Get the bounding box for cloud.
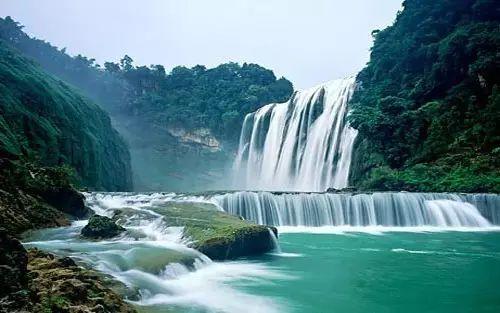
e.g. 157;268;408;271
1;0;402;88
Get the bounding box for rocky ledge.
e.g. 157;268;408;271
0;229;136;313
152;202;278;260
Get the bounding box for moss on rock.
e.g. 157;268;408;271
28;248;136;313
81;215;126;239
0;230;137;313
152;202;278;260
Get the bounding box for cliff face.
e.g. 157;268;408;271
348;0;500;192
110;115;231;191
0;41;132;191
0;17;294;191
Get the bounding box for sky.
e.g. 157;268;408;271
1;0;402;89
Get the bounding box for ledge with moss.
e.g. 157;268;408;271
0;228;137;313
151;202;278;260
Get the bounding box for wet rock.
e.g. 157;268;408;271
0;228;28;298
0;228;32;312
195;225;277;260
27;248;137;313
37;186;90;218
0;189;69;236
152;202;279;260
81;215;126;239
326;186;358;193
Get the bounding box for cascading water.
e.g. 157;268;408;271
213;191;500;228
233;77;358;192
23;193;290;313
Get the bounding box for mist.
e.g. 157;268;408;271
1;0;402;89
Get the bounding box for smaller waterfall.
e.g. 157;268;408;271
213;191;500;228
233;77;358;192
267;228;282;253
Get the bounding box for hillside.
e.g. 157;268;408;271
0;16;293;191
349;0;500;192
0;40;132;191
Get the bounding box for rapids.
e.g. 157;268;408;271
22;191;500;313
23;193;291;313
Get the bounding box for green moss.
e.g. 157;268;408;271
81;215;126;239
41;295;70;312
152;202;276;260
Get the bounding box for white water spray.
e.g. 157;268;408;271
213;191;499;228
233;77;358;192
24;193;290;313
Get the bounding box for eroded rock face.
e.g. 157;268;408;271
168;127;221;151
81;215;126;239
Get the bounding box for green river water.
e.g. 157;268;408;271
247;231;500;313
23;192;500;313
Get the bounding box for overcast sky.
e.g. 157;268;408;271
1;0;402;89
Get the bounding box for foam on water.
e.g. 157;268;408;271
213;191;500;228
277;225;500;235
24;192;289;313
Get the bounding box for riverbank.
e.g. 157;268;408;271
1;188;279;312
0;161;138;312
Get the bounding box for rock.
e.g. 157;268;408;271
0;228;28;298
0;189;70;236
0;228;32;312
37;186;90;218
326;186;358;193
27;248;137;313
195;225;277;260
152;202;279;260
81;215;126;239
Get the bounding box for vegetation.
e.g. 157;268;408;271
349;0;500;193
0;16;293;143
152;202;277;260
0;16;293;190
0;40;132;191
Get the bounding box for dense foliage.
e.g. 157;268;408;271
0;16;293;142
0;41;132;190
0;16;293;191
349;0;500;192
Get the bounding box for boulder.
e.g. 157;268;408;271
195;225;278;260
37;186;90;218
152;202;279;260
81;215;126;239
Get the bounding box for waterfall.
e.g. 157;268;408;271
213;191;500;228
267;228;281;253
233;77;358;192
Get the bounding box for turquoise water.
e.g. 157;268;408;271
247;231;500;313
25;226;500;313
23;191;500;313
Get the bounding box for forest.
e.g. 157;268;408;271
0;41;132;191
0;16;293;143
349;0;500;192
